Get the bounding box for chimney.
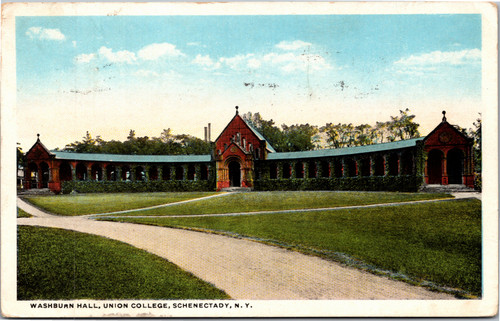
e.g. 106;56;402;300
204;127;208;142
208;123;211;142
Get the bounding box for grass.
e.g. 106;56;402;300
17;226;230;300
17;208;32;218
21;192;218;216
100;191;451;217
105;198;482;296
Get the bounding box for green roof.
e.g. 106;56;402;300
241;118;277;153
267;137;424;161
51;151;212;163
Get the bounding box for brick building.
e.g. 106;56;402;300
24;108;475;194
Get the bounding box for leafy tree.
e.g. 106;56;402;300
320;109;420;148
470;115;481;172
17;143;25;167
65;131;103;153
281;124;319;152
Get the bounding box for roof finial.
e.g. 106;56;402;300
235;106;239;115
442;110;447;122
37;133;40;140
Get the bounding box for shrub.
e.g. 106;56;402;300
254;175;423;192
62;180;215;194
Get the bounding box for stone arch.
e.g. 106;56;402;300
360;158;371;177
227;159;241;187
91;163;103;181
401;151;414;175
59;161;72;181
295;162;304;179
447;148;464;184
27;162;39;188
388;153;399;176
200;164;208;180
121;165;131;181
162;165;171;180
344;158;357;177
282;162;291;179
320;160;330;178
106;165;117;181
334;159;343;178
135;166;145;181
373;155;385;176
187;164;196;180
308;161;317;178
175;165;184;180
76;163;87;181
39;162;50;188
427;149;443;184
149;166;159;181
269;163;278;179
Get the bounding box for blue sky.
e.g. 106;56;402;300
17;14;482;150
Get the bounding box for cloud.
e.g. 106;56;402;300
26;27;66;41
192;54;221;70
134;69;160;77
275;40;312;51
220;54;257;70
394;49;481;66
263;52;331;73
75;53;96;63
137;43;184;61
98;46;136;64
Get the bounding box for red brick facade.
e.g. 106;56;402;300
214;108;269;190
423;116;474;187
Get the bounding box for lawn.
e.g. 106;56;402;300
21;192;218;216
98;191;451;217
17;208;32;218
17;226;230;300
105;198;482;296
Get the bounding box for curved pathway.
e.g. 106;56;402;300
17;197;457;300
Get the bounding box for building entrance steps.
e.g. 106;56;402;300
420;184;477;193
220;187;253;192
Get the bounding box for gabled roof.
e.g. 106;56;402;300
51;151;212;163
214;109;277;153
423;120;472;144
26;137;54;158
267;137;424;161
241;117;277;153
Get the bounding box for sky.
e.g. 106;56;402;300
16;14;482;151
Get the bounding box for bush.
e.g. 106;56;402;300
254;176;423;192
62;180;215;194
474;173;482;192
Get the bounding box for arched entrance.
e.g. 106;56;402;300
27;162;38;189
447;148;464;184
228;160;241;187
427;149;443;184
60;162;72;182
40;162;50;188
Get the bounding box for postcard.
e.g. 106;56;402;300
2;1;498;318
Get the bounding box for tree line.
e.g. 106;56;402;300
242;108;421;152
60;129;212;155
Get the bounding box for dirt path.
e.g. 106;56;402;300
17;198;456;300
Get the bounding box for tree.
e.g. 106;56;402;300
320;109;420;148
470;115;481;172
281;124;319;152
387;109;420;141
17;143;24;167
64;131;103;153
